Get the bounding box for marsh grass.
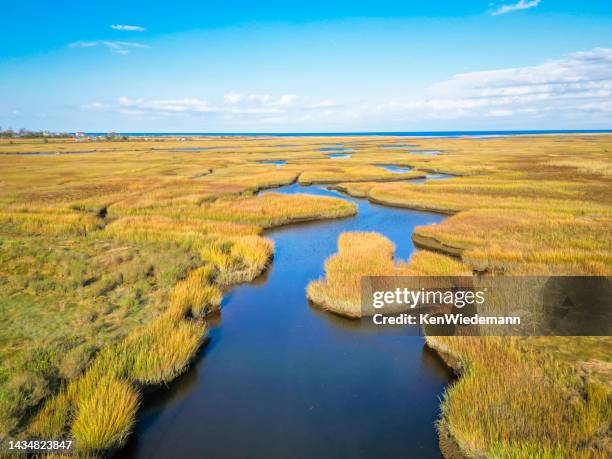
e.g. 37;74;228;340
1;134;611;456
169;266;222;318
1;138;361;452
70;377;140;452
297;163;426;184
0;233;200;436
103;216;274;284
194;192;357;227
427;336;612;458
0;210;104;235
338;175;611;274
307;232;471;317
28;309;205;451
122;316;205;385
307;232;397;317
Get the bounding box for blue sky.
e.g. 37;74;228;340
2;0;612;132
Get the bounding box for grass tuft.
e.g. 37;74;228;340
427;336;612;459
70;376;140;452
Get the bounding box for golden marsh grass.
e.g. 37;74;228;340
1;134;611;456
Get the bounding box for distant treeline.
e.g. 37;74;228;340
0;128;72;138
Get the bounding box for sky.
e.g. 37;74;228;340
1;0;612;132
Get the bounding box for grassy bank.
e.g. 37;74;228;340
0;136;367;455
426;336;611;458
1;134;611;457
334;136;612;275
301;135;612;457
306;232;470;317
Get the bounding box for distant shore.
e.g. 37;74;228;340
81;129;612;137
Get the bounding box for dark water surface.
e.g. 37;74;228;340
120;182;451;459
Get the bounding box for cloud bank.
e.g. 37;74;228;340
378;47;612;122
81;48;612;127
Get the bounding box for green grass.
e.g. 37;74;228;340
0;233;199;435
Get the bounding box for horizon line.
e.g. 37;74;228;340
78;129;612;136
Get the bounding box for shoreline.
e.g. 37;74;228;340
423;336;468;459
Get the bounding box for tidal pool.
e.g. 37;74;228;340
120;180;451;459
376;164;412;173
320;147;354;152
259;159;287;166
408;150;440;155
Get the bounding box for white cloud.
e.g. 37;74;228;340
83;93;338;120
224;92;243;104
377;47;612;121
306;99;340;109
492;0;541;16
278;94;297;105
80;102;109;110
223;92;297;108
79;48;612;126
69;40;148;54
111;24;146;32
118;97;216;114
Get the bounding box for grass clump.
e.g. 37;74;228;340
28;387;72;439
427;336;612;459
70;376;140;452
195;192;357;227
27;311;205;452
169;265;221;318
307;232;470;317
307;232;396;317
124;316;205;386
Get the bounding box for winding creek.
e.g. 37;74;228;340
120;179;452;459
